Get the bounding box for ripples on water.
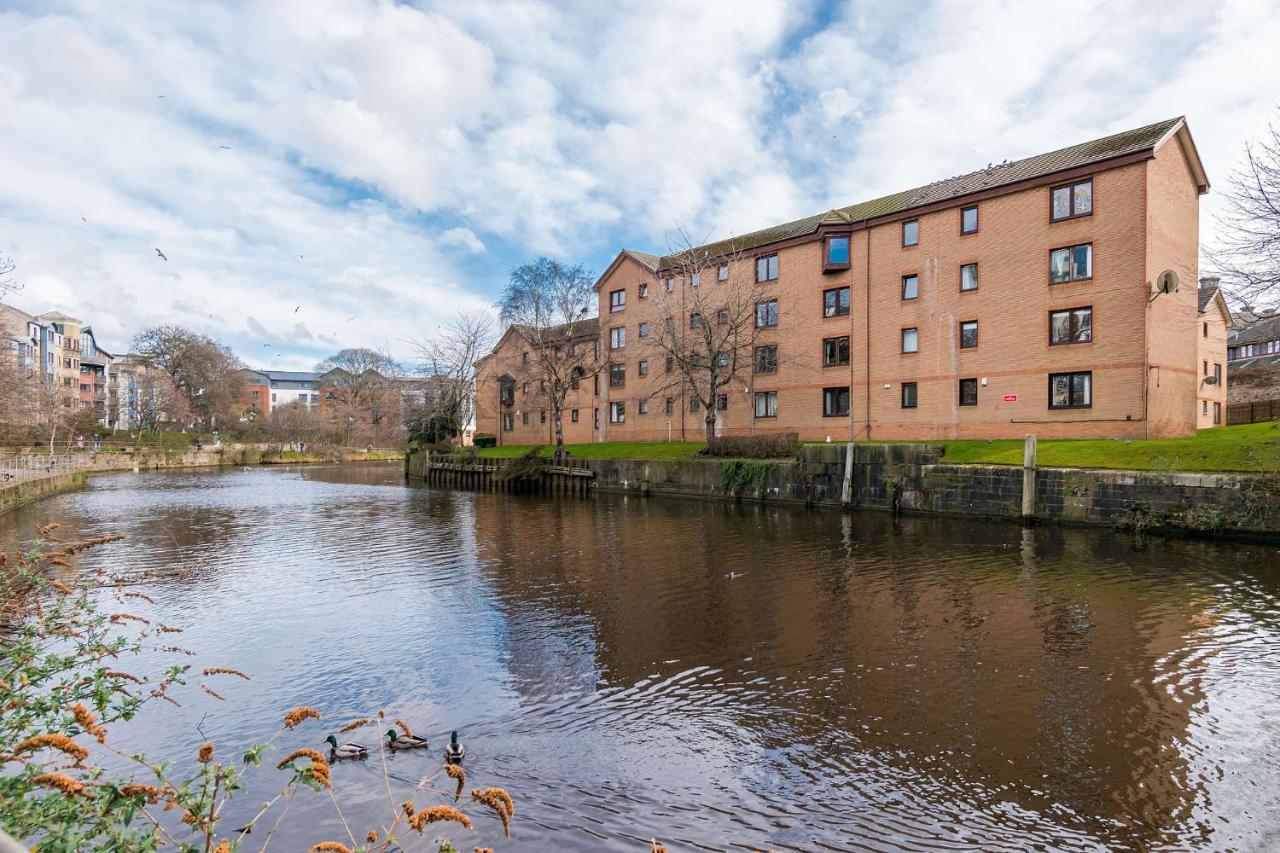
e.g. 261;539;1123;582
3;464;1279;851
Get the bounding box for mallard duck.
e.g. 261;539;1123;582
444;730;464;764
325;735;368;760
386;729;429;750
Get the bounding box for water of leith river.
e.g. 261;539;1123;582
3;464;1280;851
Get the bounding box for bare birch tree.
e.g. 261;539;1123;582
408;311;496;445
498;257;599;462
1210;111;1280;305
643;230;781;443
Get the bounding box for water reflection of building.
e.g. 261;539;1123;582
469;495;1213;848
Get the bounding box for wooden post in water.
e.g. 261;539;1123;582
1021;433;1037;523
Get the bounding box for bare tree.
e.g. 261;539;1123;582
498;257;599;462
408;311;496;446
131;326;243;430
315;347;400;446
1210;111;1280;305
0;251;19;303
644;230;781;442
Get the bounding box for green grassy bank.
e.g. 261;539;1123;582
476;422;1280;473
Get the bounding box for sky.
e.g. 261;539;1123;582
1;0;1278;370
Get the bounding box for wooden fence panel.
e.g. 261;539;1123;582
1228;398;1280;425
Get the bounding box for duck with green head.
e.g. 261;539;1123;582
444;730;464;764
325;735;368;760
386;729;429;750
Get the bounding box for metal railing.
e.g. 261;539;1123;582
0;453;85;485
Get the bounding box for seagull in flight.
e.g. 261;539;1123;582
217;145;231;150
155;248;168;261
81;216;87;222
294;306;300;313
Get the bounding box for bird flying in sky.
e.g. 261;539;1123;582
155;248;167;261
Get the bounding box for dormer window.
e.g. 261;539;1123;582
823;234;851;272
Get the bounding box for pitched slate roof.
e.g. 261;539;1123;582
1198;283;1220;312
1230;313;1280;347
654;117;1191;268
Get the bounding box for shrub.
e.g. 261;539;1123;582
473;433;497;448
703;432;799;459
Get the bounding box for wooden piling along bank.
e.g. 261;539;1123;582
416;458;594;498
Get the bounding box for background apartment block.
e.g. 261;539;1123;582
553;117;1217;443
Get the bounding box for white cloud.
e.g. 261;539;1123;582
439;228;487;254
0;0;1276;369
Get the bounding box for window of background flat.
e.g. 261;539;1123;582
902;274;918;300
1051;179;1093;221
961;205;978;234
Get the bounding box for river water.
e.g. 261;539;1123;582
3;464;1279;851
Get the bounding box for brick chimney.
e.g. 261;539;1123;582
1199;275;1221;289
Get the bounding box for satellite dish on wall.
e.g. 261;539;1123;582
1154;270;1180;295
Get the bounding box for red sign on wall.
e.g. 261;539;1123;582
1002;394;1018;402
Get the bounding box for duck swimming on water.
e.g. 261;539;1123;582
445;730;465;764
386;729;429;750
325;735;368;760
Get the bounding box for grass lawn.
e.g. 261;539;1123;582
477;441;705;460
926;421;1280;472
476;422;1280;472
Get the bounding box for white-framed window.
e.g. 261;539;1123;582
754;391;778;418
609;401;625;423
609;327;625;349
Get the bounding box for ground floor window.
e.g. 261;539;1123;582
823;387;849;417
502;413;514;431
609;401;625;423
1214;401;1221;424
717;394;728;411
959;378;978;407
1049;371;1091;409
754;391;778;418
665;397;674;415
539;410;546;424
902;382;918;408
522;411;529;425
571;409;579;422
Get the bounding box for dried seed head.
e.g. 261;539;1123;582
14;733;89;763
33;772;94;798
197;742;214;763
70;703;107;743
445;763;466;800
652;841;668;853
366;830;378;844
408;804;472;833
104;669;143;684
284;706;322;729
156;624;184;633
109;612;151;626
123;590;156;604
276;748;329;771
394;719;413;738
337;718;368;733
200;685;225;701
470;787;514;838
202;667;250;680
309;843;353;853
120;783;170;803
49;579;73;594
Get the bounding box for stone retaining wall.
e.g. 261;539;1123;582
0;471;87;515
577;445;1280;538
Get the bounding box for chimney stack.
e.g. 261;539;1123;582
1200;275;1221;289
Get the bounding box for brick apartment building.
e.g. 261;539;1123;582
479;117;1223;444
